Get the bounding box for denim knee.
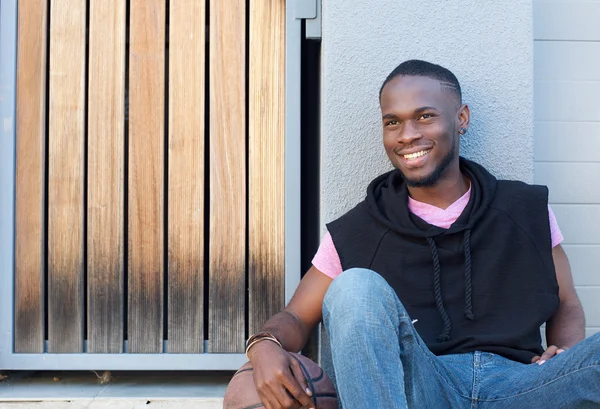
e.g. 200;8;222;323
322;268;406;327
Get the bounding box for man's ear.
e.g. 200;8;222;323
458;104;470;133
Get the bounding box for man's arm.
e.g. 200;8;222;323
546;244;585;347
534;245;585;364
246;266;333;409
249;266;333;353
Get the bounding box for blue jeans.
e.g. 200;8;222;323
322;268;600;409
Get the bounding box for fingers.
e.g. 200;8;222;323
252;351;315;409
255;377;282;409
535;345;570;366
257;378;297;409
254;366;294;409
288;357;316;409
537;345;558;365
257;368;308;409
269;383;302;409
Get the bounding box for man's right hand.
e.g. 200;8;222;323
248;341;315;409
245;266;333;408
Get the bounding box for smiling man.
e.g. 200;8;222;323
243;60;600;409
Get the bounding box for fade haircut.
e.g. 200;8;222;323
379;60;462;104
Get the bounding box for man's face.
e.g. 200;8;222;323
380;75;465;187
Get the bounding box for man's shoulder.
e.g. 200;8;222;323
326;200;374;232
494;179;549;203
326;200;388;242
491;180;549;219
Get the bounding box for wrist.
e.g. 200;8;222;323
246;338;280;361
245;332;283;360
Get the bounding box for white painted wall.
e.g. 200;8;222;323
533;0;600;337
320;0;535;226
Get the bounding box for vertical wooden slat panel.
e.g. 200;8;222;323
128;0;165;353
167;1;206;353
47;0;86;353
248;0;286;335
208;0;246;352
87;0;126;353
14;0;48;353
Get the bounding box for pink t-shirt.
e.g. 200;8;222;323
312;186;564;280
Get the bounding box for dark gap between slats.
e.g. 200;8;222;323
244;0;250;345
82;0;91;347
43;0;52;348
123;0;131;347
300;22;323;362
203;0;211;347
163;0;170;347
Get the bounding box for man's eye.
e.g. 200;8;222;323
386;120;398;126
418;113;433;120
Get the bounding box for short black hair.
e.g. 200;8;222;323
379;60;462;103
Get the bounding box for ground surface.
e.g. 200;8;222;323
0;371;230;408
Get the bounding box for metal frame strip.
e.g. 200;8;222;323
284;0;302;305
0;0;18;370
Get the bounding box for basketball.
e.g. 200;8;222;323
223;353;338;409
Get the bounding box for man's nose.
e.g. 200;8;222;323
397;122;422;144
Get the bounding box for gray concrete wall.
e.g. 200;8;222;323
320;0;535;226
319;0;535;373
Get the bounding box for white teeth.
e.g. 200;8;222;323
403;150;429;159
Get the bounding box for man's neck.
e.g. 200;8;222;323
407;170;470;210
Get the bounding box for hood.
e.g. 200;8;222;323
365;157;497;238
364;157;498;342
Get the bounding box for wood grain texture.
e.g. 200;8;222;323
47;0;86;353
248;0;286;336
87;0;126;353
14;0;48;353
128;0;165;353
167;0;205;354
208;0;247;353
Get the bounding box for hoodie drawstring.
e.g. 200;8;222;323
427;237;452;342
463;229;475;320
427;230;475;342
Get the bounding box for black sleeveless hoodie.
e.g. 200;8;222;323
327;158;559;363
